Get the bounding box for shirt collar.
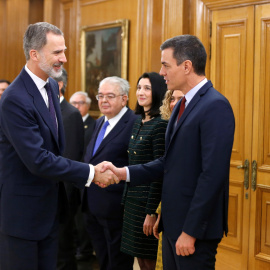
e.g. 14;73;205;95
25;64;48;91
185;78;208;106
60;96;64;103
82;113;89;122
105;106;128;129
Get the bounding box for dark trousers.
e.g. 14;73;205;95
0;221;58;270
74;205;93;258
162;232;221;270
57;184;80;270
57;213;77;270
85;211;134;270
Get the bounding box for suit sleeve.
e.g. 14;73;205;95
182;99;235;239
1;93;90;188
128;153;165;186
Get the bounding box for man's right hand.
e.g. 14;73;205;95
100;161;127;181
93;162;119;187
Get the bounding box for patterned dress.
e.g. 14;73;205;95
121;116;167;260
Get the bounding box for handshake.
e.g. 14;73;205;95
92;161;127;188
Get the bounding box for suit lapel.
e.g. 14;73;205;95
91;109;131;158
21;69;60;149
165;100;180;148
84;116;92;130
84;117;104;161
48;77;62;142
166;81;212;151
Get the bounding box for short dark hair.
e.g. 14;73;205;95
52;68;68;95
0;79;11;85
160;35;207;76
135;72;167;119
23;22;63;61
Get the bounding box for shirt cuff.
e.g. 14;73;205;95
125;167;130;182
85;164;95;187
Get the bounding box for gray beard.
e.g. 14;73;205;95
39;62;62;78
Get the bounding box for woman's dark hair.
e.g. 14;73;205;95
135;72;167;119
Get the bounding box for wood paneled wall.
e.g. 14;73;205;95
0;0;188;110
60;0;188;108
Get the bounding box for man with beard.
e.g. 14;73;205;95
0;22;118;270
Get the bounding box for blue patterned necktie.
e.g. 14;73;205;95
93;120;109;155
44;83;58;134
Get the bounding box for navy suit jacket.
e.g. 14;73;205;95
83;115;96;158
60;98;84;162
129;81;235;240
0;68;90;241
82;108;137;219
60;98;84;207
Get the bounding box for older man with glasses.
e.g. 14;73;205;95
82;76;137;270
70;92;96;155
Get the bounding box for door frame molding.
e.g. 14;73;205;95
190;0;268;77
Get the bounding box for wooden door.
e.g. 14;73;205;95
211;3;270;269
249;4;270;270
210;6;255;270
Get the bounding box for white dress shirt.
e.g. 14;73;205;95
103;106;128;138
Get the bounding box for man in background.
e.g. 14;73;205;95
70;91;96;156
82;76;137;270
70;91;96;261
52;68;84;270
0;79;10;99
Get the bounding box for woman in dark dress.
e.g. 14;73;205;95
121;72;167;270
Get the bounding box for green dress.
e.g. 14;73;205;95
121;116;167;260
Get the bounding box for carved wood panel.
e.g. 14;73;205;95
211;5;255;270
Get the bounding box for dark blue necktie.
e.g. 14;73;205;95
93;121;109;155
44;83;58;134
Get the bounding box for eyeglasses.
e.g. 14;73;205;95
96;94;124;100
70;101;86;106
